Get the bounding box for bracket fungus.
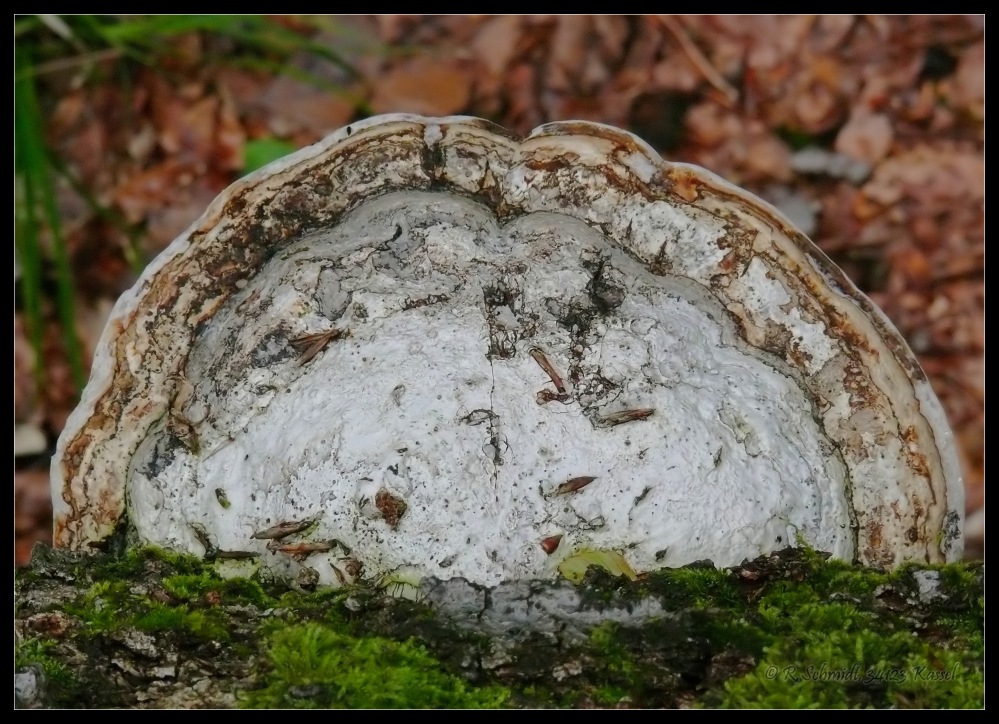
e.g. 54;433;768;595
52;114;963;587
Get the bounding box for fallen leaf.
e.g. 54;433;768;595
470;15;522;76
371;56;474;116
558;549;638;584
112;160;191;224
835;110;894;166
944;41;984;118
258;76;356;141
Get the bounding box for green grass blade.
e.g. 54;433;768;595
15;45;87;393
15;50;48;392
98;15;358;78
15;164;46;394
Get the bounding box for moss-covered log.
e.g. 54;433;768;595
15;545;983;709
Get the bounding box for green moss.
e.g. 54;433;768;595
15;637;81;706
240;622;511;709
16;544;984;709
644;565;744;609
133;605;232;643
63;549;274;644
65;580;137;633
99;546;207;579
592;684;632;707
589;621;636;678
278;586;350;615
707;556;985;709
716;626;983;709
162;573;274;608
697;615;772;656
572;549;983;709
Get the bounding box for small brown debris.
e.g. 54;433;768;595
251;517;318;540
598;408;655;427
529;347;568;395
168;411;201;453
189;523;218;560
536;389;571;405
342;558;364;579
540;534;563;555
265;540;334;561
296;567;320;592
216;550;260;561
375;489;408;529
555;476;597;496
26;612;74;638
290;329;344;366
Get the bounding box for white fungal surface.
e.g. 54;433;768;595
126;193;850;586
53;114;962;581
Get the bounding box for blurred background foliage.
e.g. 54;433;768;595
14;15;362;394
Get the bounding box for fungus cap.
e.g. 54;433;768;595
52;114;963;586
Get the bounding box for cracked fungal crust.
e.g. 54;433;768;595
52;114;962;572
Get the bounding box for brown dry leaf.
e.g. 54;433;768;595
898;82;938;123
862;145;984;209
592;16;629;65
694;26;744;82
112;160;192;224
374;15;420;43
503;63;542;134
258;76;356;143
887;246;933;289
741;15;811;66
810;15;856;53
126;122;158;163
651;56;702;93
684;101;740;148
215;67;272;112
150;78;218;165
742;133;792;183
16;470;53;562
49;90;87;138
548;16;591;92
470;15;523;77
68;221;133;300
174;95;221;167
14;315;38;423
835;110;894;166
15;472;53;563
41;319;87;434
158;31;203;73
792;80;843;134
619;17;664;80
816;183;864;253
57;111;109;185
73;298;116;361
214;89;246;173
145;180;226;254
943;41;984;118
371;56;474;116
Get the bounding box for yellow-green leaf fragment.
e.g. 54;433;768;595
558;549;638;584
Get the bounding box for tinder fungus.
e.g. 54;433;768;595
52;114;963;586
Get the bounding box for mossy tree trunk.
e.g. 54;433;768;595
15;545;983;709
